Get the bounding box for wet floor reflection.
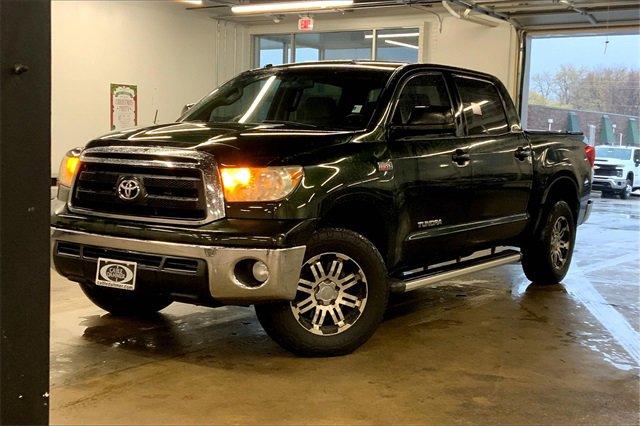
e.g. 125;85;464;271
49;196;640;424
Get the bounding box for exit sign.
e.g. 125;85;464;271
298;16;314;31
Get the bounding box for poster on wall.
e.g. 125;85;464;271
110;83;137;130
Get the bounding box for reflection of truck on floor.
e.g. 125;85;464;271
593;146;640;199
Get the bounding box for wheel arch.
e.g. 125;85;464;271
533;172;580;234
318;191;396;267
541;173;580;220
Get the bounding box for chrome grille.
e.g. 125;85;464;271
68;147;225;224
594;166;620;177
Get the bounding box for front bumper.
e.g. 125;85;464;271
51;227;306;305
592;177;626;192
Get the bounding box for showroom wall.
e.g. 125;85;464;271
51;1;247;173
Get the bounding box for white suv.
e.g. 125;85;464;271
593;145;640;199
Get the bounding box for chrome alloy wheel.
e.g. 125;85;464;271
550;216;571;270
290;252;368;336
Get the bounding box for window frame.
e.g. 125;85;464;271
386;70;461;139
251;26;422;68
452;73;513;138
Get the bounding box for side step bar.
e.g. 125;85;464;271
390;249;521;293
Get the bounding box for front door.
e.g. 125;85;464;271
452;74;533;249
387;72;472;267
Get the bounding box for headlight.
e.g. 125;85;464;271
616;169;623;177
220;166;303;202
58;148;82;187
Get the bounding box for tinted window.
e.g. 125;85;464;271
209;78;277;123
455;76;509;135
290;82;342;125
634;149;640;162
184;69;391;130
393;73;452;125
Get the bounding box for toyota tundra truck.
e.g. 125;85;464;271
51;61;594;356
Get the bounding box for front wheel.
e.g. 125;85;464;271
522;200;576;284
255;228;389;357
620;179;632;199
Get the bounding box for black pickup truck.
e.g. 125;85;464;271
52;61;594;356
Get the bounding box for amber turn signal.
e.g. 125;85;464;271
220;166;303;202
58;149;82;187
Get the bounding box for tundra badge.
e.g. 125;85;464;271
418;219;443;229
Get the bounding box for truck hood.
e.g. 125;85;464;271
85;121;360;166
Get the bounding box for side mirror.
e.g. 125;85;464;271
181;103;195;116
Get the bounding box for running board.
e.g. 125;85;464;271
389;249;521;293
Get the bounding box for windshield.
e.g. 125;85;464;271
596;147;632;161
182;67;392;130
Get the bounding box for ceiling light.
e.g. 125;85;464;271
231;1;354;15
385;40;419;50
182;0;203;5
365;32;419;39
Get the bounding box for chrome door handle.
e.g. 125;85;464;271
452;149;470;166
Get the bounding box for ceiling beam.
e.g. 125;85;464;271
509;4;640;17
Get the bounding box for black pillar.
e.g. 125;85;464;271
0;0;51;424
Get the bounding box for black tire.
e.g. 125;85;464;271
620;179;632;200
255;228;389;357
80;282;172;316
522;200;576;285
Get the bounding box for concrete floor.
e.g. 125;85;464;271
50;194;640;425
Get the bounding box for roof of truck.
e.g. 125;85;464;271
253;60;499;80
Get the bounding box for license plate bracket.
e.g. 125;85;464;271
95;257;137;291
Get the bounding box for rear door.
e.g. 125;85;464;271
452;74;533;248
387;71;473;266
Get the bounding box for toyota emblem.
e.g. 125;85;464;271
117;177;142;202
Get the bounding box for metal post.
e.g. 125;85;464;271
589;124;596;146
0;0;51;424
371;28;378;61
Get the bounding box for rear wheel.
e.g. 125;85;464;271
80;282;172;316
255;228;388;357
522;200;576;284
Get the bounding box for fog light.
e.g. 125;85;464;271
252;261;270;283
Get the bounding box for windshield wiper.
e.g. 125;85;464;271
262;120;318;129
